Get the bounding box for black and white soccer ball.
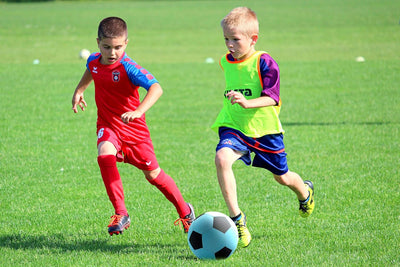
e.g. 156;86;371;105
187;211;238;260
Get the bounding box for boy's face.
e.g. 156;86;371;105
223;27;258;61
97;35;128;65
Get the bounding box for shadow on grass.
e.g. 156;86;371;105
0;233;197;260
284;121;392;127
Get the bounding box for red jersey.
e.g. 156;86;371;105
86;52;158;144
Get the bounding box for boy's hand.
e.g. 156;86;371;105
121;110;143;124
72;92;87;113
226;90;249;108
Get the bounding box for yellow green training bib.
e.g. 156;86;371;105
211;51;284;137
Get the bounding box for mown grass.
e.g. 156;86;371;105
0;0;399;265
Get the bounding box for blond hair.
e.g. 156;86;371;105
221;7;259;37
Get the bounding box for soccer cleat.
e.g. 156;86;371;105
108;214;131;236
234;211;251;248
299;180;315;218
174;203;195;233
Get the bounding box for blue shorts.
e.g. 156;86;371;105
216;127;289;175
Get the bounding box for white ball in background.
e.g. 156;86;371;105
79;49;91;60
355;56;365;62
205;57;215;64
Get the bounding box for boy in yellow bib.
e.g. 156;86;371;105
212;7;315;248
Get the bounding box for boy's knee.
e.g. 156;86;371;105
273;172;289;186
98;141;117;156
215;150;230;168
215;147;243;169
144;168;161;181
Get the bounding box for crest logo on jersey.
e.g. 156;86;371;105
112;71;120;82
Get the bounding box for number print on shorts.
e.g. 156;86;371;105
97;128;104;139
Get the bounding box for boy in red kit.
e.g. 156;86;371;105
71;17;194;235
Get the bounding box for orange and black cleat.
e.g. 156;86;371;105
174;203;195;233
108;214;131;236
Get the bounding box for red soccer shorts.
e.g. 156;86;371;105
97;126;159;171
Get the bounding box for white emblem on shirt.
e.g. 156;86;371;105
112;71;120;82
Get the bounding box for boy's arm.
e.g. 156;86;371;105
121;83;163;123
226;90;277;109
227;54;280;109
72;69;93;113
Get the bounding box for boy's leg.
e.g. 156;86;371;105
250;132;315;217
215;147;243;218
98;154;128;216
123;138;194;232
273;171;315;217
273;171;308;200
215;147;252;248
97;139;131;235
145;168;191;218
145;168;194;233
97;140;128;216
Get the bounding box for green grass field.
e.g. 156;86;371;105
1;0;399;265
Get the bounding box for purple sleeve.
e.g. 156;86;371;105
259;53;280;105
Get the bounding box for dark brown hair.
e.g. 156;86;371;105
98;17;128;40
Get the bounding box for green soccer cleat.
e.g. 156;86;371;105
234;211;252;248
299;180;315;218
108;214;131;236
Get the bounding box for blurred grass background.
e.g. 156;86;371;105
0;0;399;265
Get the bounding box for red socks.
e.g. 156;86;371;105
98;155;189;218
148;169;190;218
97;155;128;216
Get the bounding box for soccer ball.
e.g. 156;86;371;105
79;49;91;60
188;211;238;260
